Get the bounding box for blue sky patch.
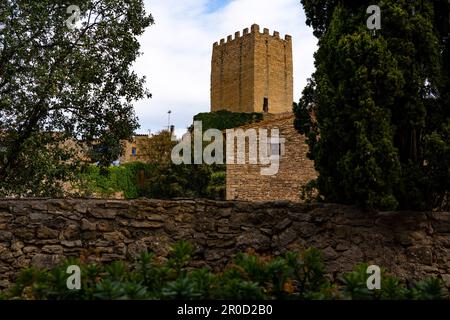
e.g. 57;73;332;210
206;0;229;13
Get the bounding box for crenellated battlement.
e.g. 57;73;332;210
211;24;293;114
213;24;292;47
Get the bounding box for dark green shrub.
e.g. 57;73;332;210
340;264;375;300
411;278;447;300
206;170;226;200
2;243;448;300
78;162;225;200
193;110;263;132
77;162;153;199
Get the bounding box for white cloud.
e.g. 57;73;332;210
133;0;317;137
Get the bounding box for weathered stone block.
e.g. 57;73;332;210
49;199;73;211
81;218;96;231
130;221;163;229
29;212;52;221
14;256;30;268
97;221;114;232
322;246;338;262
42;245;64;254
276;227;298;247
407;246;433;265
31;254;63;269
206;239;235;248
13;228;34;240
101;253;125;262
442;274;450;288
236;231;271;251
432;213;450;233
23;246;39;254
61;240;82;248
127;241;148;259
81;231;98;240
30;202;48;211
14;216;29;225
74;202;88;214
62;224;80;240
88;208;117;219
296;222;316;238
0;231;13;241
275;218;292;232
105;201;130;209
145;214;164;222
103;231;124;242
11;241;24;252
37;226;59;239
0;213;13;222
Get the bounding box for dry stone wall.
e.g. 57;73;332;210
0;198;449;289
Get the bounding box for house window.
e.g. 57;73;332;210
263;98;269;112
132;147;137;157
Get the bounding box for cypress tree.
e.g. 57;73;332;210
295;0;449;210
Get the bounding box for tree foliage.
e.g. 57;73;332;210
77;162;152;199
140;130;176;165
0;0;153;196
295;0;449;210
78;162;219;200
193;110;263;132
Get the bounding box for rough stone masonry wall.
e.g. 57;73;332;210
0;199;450;289
226;114;318;201
211;24;293;114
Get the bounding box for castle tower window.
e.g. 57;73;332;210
263;98;269;112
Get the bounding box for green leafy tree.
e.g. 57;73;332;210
0;0;153;196
140;130;177;165
295;0;449;210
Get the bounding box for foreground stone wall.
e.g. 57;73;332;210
0;199;449;289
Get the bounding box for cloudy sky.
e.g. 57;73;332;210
133;0;317;136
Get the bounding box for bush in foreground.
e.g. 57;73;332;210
1;242;447;300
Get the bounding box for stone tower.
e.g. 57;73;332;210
211;24;293;114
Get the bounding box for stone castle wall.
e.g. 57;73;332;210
226;113;318;201
1;199;450;289
211;24;293;114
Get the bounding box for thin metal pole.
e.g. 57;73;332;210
168;110;172;131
